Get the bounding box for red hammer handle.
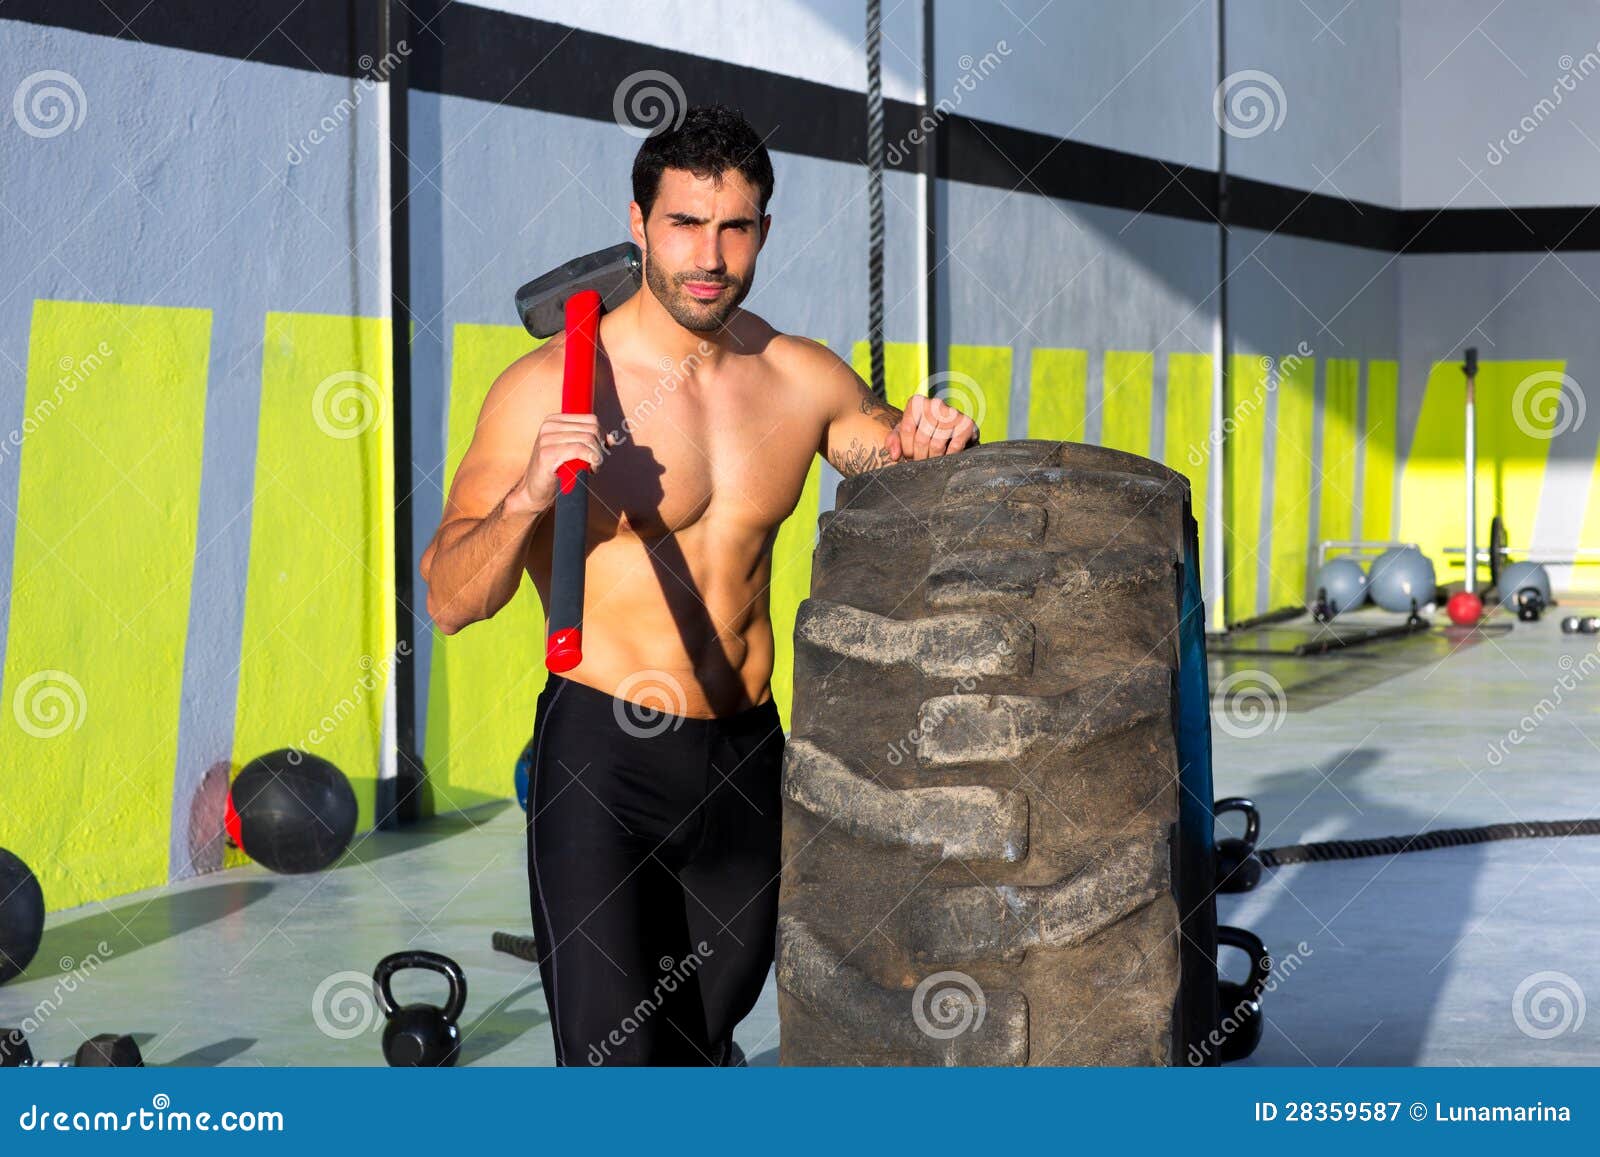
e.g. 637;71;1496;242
557;289;602;490
545;289;602;672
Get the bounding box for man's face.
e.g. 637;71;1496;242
634;167;768;333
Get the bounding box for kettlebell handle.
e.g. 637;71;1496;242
1213;797;1260;846
1216;925;1271;995
373;950;468;1024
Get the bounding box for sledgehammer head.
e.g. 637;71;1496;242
515;242;643;338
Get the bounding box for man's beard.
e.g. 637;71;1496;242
644;256;749;333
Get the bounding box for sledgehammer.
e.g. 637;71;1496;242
514;242;643;672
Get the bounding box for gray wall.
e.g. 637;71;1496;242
1403;0;1600;209
937;0;1219;169
1230;0;1402;207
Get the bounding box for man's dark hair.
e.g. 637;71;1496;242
631;103;774;223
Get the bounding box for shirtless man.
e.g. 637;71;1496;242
419;104;979;1066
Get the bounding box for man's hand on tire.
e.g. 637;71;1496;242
885;394;980;463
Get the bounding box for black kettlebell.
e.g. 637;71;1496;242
1213;797;1262;893
1216;926;1270;1063
1514;586;1545;623
373;950;467;1067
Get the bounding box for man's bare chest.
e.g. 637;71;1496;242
584;363;819;539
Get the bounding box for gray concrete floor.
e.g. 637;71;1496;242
1212;595;1600;1066
4;598;1597;1066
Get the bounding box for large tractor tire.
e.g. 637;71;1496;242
777;439;1218;1065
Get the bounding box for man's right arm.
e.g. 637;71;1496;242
419;345;603;635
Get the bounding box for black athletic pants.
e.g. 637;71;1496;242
525;672;785;1066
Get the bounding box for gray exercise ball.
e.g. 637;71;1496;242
1497;560;1552;609
1311;557;1368;616
1368;547;1436;613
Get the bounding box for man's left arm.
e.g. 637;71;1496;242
814;346;980;477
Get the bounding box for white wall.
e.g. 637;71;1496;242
1403;0;1600;208
1227;0;1401;207
934;0;1219;170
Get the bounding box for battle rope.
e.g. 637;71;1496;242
864;0;887;402
1260;818;1600;867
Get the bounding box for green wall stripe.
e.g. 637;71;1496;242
768;455;822;728
851;341;926;410
1319;358;1361;545
1163;351;1213;566
422;324;545;810
1027;348;1089;441
1361;360;1399;543
1573;386;1600;586
1268;355;1317;608
1101;350;1155;457
948;345;1012;447
1;300;210;911
231;313;394;843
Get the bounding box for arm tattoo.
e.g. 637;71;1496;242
858;383;901;424
830;436;895;476
827;386;902;477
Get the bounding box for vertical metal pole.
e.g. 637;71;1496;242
866;0;886;401
1211;0;1230;631
380;0;423;826
1463;347;1478;595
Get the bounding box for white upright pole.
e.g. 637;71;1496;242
1463;348;1478;596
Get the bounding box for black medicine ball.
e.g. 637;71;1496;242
0;847;45;985
228;750;358;874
